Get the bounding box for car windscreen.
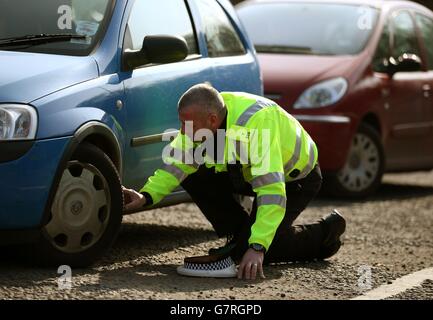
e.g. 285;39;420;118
237;2;379;56
0;0;114;56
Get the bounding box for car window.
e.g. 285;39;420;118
372;20;391;72
391;11;421;58
415;13;433;70
0;0;114;56
237;3;379;56
123;0;198;56
195;0;246;58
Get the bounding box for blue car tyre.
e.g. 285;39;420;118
27;143;123;267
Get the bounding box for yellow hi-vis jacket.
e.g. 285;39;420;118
140;92;318;251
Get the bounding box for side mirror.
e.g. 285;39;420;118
385;53;422;77
123;35;189;71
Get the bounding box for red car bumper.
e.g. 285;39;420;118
294;114;356;172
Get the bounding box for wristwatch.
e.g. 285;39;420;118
249;243;266;253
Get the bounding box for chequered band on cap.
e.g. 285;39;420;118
184;256;235;271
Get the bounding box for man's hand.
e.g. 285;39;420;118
122;187;146;212
237;248;265;280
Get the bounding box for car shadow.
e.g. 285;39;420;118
370;183;433;201
310;182;433;208
105;222;218;262
0;223;216;268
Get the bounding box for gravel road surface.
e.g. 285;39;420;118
0;171;432;300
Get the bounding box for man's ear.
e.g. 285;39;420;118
209;113;219;128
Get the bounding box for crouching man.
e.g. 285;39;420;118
123;83;346;280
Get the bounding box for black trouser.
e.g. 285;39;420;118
181;165;325;263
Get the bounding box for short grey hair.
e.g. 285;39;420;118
178;83;225;115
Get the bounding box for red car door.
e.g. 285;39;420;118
382;10;431;170
415;11;433;165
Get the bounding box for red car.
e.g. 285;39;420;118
237;0;433;197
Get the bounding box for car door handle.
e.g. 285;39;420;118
381;88;390;98
423;84;431;98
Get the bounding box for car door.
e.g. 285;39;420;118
120;0;215;189
414;11;433;163
380;10;431;169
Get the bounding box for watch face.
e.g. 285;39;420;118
251;243;264;252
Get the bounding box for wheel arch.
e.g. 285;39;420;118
361;113;382;137
74;122;122;173
40;121;123;226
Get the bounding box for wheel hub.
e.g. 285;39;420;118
71;200;84;216
349;152;361;169
337;132;380;193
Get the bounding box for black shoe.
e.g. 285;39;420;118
208;235;237;257
318;239;342;260
318;209;346;259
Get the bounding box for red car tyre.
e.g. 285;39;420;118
325;123;385;198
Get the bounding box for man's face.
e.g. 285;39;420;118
179;105;219;142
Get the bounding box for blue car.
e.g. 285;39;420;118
0;0;262;266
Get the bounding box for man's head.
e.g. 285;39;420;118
178;83;227;141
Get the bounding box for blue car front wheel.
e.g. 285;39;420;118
45;160;111;254
29;143;123;267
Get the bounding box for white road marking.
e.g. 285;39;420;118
352;267;433;300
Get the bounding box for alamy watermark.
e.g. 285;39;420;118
357;264;373;291
161;122;272;175
357;6;374;30
57;5;73;30
57;265;72;290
